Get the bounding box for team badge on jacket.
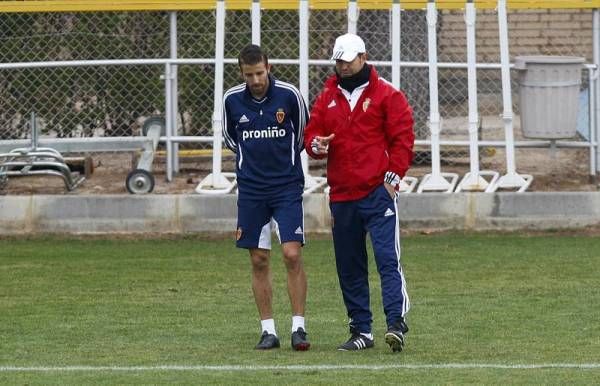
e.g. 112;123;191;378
276;109;285;124
362;98;371;112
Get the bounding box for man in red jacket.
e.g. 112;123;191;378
304;33;415;353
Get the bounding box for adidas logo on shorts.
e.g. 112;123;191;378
384;208;395;217
294;226;303;235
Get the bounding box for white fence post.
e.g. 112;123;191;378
164;62;174;181
252;0;261;44
347;0;358;34
456;0;499;192
593;9;600;178
486;0;532;192
391;0;418;193
418;0;458;193
391;0;401;89
169;11;179;175
299;0;327;194
195;0;236;193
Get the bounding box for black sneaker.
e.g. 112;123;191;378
255;331;280;350
384;318;409;353
337;333;374;351
291;327;310;351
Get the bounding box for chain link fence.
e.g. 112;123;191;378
0;7;595;173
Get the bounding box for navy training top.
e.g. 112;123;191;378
222;74;308;198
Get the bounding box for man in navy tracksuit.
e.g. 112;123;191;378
222;44;310;351
305;34;415;352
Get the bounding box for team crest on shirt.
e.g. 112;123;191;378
236;227;242;241
276;109;285;124
362;98;371;112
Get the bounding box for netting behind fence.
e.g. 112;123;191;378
0;7;594;167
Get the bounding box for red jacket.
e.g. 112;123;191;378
304;67;414;202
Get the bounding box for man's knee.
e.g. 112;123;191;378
250;249;270;271
282;242;303;270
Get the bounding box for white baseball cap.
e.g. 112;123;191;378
331;33;366;62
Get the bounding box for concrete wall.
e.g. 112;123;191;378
1;192;599;234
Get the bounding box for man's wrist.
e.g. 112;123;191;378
310;137;320;154
310;137;329;155
384;171;401;186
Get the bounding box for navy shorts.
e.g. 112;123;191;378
236;189;305;250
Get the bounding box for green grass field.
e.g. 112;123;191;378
1;233;599;384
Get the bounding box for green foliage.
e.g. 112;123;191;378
0;233;599;383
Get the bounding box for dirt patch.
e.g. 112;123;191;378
1;147;597;195
1;113;598;195
407;146;597;192
0;152;225;195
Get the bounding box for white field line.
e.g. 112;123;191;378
1;364;600;372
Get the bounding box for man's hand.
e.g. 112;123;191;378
384;182;396;200
310;134;335;155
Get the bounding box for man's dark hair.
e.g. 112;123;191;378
238;44;269;68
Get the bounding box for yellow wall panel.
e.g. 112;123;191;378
0;0;598;13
